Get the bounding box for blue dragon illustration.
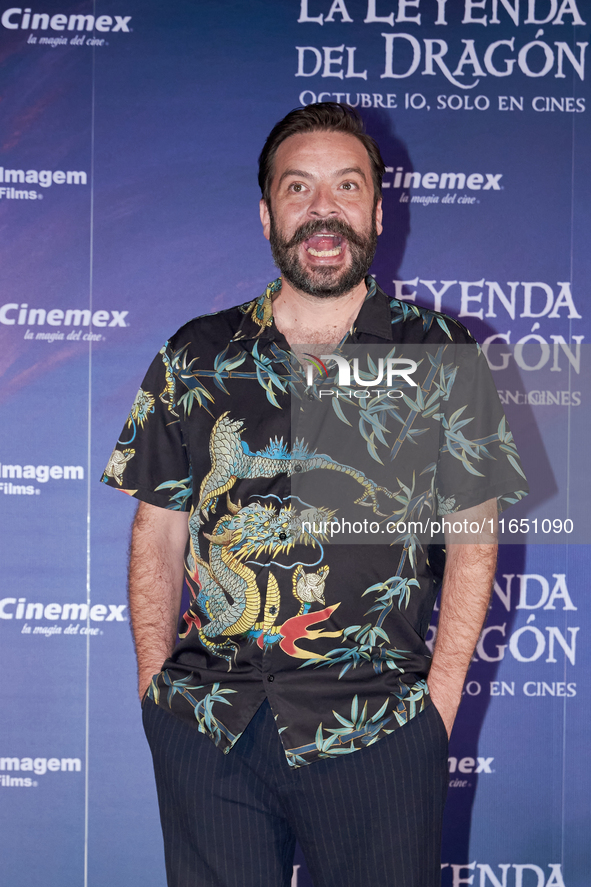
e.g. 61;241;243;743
196;412;395;520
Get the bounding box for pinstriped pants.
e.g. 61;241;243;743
142;697;448;887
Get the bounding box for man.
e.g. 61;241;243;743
102;103;527;887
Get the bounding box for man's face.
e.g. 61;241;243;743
260;131;383;298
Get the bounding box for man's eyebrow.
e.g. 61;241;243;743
338;166;367;182
278;168;313;185
277;166;368;185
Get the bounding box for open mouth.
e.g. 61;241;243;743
304;233;344;258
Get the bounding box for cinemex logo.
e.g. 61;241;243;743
0;461;83;496
0;755;81;788
305;353;417;397
448;755;494;788
1;9;132;32
0;598;127;637
0;303;129;344
0;166;86;201
383;167;503;206
383;168;503;191
0;304;127;326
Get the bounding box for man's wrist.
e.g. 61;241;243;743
138;669;160;701
427;679;462;738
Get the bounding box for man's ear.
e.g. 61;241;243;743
375;198;383;236
260;199;271;241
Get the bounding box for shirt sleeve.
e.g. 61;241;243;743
435;342;528;515
100;341;192;511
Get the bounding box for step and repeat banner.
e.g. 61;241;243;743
0;2;589;885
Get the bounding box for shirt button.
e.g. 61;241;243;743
294;464;302;473
267;675;274;682
279;532;287;541
307;392;315;401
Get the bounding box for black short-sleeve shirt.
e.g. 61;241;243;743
102;277;527;767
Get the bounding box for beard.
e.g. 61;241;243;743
268;212;378;299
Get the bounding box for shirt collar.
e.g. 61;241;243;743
231;276;393;344
351;278;393;342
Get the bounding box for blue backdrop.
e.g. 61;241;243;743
0;2;589;885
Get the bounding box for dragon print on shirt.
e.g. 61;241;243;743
183;411;404;667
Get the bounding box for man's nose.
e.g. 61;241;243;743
307;185;339;218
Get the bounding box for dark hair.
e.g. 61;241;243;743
258;102;385;204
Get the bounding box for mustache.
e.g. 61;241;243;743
280;218;369;250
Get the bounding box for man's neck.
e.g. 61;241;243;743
272;276;368;352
